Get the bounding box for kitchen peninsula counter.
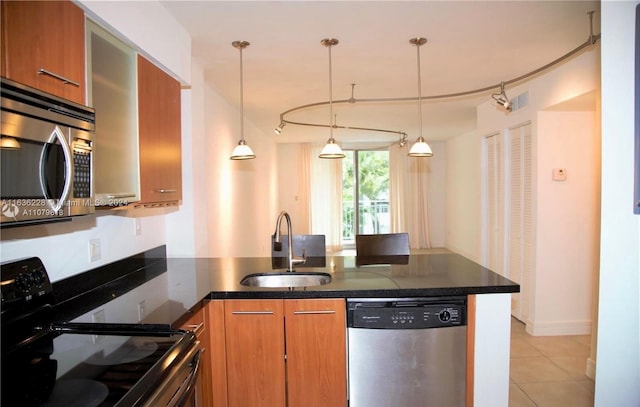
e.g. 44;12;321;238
166;253;519;310
58;247;515;407
165;252;517;407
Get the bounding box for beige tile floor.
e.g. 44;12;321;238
509;318;595;407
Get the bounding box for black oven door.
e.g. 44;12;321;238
2;326;200;407
140;344;203;407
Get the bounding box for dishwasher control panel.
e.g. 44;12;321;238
347;297;466;329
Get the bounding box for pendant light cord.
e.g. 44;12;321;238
416;41;423;140
239;45;245;142
328;41;334;139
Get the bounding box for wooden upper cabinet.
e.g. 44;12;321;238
224;299;286;407
137;55;182;205
285;299;347;407
1;0;85;104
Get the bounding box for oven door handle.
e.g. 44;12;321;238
168;348;203;407
39;125;72;213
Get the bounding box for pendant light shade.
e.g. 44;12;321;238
230;40;255;160
318;38;345;159
408;37;433;158
408;136;433;156
319;138;345;158
230;139;255;160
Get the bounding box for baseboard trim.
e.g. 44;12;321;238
524;319;592;336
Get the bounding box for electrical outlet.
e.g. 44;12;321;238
137;300;146;322
134;218;142;236
89;239;101;262
92;309;105;323
92;309;105;344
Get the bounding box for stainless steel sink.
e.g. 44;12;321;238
240;272;332;288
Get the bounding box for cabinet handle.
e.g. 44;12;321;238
186;322;204;335
37;68;80;87
231;311;274;315
106;193;137;199
293;310;336;315
156;189;177;193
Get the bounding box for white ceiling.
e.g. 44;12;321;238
160;0;600;146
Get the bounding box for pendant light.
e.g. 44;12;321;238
408;37;433;158
230;40;256;160
319;38;345;159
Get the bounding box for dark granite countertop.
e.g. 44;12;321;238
50;247;518;327
166;253;519;310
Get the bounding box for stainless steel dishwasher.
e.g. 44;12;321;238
347;297;467;407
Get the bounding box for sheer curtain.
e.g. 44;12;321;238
301;144;344;252
389;143;431;249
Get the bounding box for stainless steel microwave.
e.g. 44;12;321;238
1;78;95;227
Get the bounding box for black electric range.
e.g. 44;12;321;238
1;257;201;407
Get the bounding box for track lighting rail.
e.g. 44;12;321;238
276;15;601;138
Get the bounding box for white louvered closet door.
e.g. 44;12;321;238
508;123;533;321
486;133;504;276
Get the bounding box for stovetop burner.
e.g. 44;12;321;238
85;337;159;366
41;379;109;407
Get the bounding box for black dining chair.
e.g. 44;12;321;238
355;233;410;256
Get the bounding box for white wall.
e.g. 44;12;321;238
531;111;600;335
0;210;167;282
166;60;209;257
203;83;279;258
447;47;600;336
446;130;482;261
426;141;447;248
277;144;311;234
595;2;640;405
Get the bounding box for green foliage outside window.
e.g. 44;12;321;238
343;150;390;241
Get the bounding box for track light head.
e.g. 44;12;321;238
492;81;512;112
399;134;408;147
494;96;512;111
274;121;286;134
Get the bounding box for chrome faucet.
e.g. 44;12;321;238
273;210;305;271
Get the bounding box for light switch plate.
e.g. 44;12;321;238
89;239;102;262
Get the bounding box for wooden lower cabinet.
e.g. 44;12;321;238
225;299;286;407
209;298;347;407
285;299;347;407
